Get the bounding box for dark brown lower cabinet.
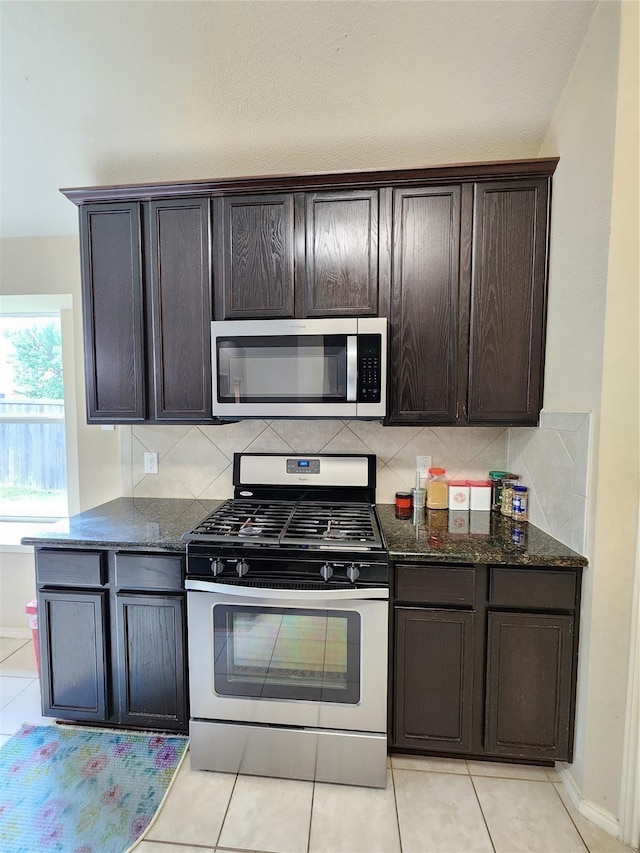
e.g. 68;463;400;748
116;593;187;731
39;589;109;722
485;611;573;760
392;561;581;763
36;547;188;733
394;607;474;752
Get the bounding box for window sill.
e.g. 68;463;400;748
0;520;69;551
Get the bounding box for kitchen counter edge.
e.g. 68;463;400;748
20;497;587;569
20;497;222;553
377;504;588;568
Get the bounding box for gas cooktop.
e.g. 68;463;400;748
182;498;383;550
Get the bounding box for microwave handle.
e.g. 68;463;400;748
347;336;358;402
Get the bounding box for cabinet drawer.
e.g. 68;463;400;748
395;564;475;606
489;567;577;611
36;549;106;587
115;552;184;591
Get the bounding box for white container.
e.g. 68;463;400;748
469;480;492;511
448;481;470;510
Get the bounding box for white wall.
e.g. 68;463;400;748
537;0;639;830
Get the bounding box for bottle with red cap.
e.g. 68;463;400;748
426;468;448;509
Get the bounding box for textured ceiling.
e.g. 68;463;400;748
1;0;597;237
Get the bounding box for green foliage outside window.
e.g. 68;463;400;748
4;323;64;400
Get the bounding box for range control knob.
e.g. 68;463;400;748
320;562;334;582
210;558;224;577
346;564;360;583
236;560;250;577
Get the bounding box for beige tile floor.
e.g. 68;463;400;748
0;637;632;853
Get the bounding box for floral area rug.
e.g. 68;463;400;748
0;724;188;853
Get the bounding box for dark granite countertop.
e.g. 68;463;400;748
20;498;221;553
21;497;587;568
377;504;587;568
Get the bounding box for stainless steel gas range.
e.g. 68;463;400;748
182;452;389;788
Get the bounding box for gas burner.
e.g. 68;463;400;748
238;526;263;537
324;529;347;540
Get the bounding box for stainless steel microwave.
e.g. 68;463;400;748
211;317;387;419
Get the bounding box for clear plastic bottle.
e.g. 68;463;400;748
500;477;519;517
426;467;448;509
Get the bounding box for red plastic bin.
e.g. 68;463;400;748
25;599;40;676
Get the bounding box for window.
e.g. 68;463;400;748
0;300;69;521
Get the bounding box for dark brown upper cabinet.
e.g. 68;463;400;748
388;185;465;423
467;179;550;424
386;176;551;426
146;198;213;421
214;189;380;319
79;198;212;423
63;158;556;426
302;189;379;317
80;203;146;422
214;194;296;319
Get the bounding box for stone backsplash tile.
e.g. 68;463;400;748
507;411;591;554
128;420;508;504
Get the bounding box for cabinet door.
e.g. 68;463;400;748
39;589;109;722
302;190;379;317
394;607;474;752
387;186;462;423
485;611;573;760
468;179;550;424
116;593;187;731
215;194;295;319
147;198;213;421
80;203;146;422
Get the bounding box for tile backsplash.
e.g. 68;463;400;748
507;411;591;554
123;412;590;555
126;420;508;505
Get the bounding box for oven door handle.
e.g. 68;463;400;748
185;580;388;600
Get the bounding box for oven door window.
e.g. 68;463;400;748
213;605;361;704
216;335;347;403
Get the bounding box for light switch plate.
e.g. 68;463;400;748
144;452;159;475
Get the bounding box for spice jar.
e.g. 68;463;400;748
426;468;448;510
500;477;519;517
489;470;509;512
512;485;529;521
395;491;413;519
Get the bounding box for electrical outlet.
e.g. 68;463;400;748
144;452;159;475
416;455;432;478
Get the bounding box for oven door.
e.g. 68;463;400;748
187;583;388;733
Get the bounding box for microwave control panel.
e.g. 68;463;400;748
357;335;382;403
